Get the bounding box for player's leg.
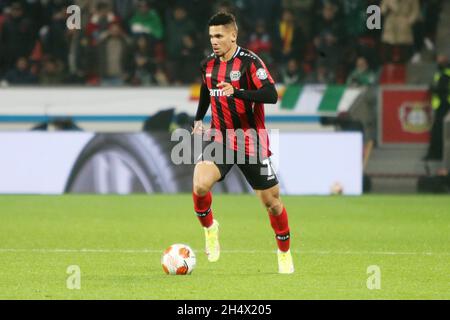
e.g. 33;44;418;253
193;161;221;227
239;158;294;273
255;185;291;252
192;161;222;262
255;184;294;274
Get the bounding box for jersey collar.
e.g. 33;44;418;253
232;46;241;59
214;46;241;61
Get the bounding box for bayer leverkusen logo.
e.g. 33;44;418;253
398;102;432;134
230;71;241;81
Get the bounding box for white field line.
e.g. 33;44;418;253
0;248;449;256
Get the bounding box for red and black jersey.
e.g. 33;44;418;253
200;46;275;158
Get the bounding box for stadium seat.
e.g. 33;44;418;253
406;62;436;84
379;63;406;84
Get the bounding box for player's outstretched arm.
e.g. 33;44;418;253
218;81;278;104
232;83;278;104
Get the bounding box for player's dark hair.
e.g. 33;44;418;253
208;12;237;29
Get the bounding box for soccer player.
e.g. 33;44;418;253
192;12;294;274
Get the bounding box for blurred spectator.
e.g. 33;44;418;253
346;57;377;86
113;0;139;25
39;56;65;85
129;0;163;40
185;0;212;31
166;6;195;57
165;5;197;83
380;0;420;63
75;0;114;22
422;0;442;50
131;34;155;85
277;9;305;62
39;0;72;25
0;2;36;69
411;0;443;64
3;57;37;85
312;2;344;77
0;1;446;87
213;1;238;18
98;22;132;86
40;5;69;63
281;0;314;38
177;33;202;84
74;0;106;29
75;0;111;12
212;1;245;41
305;63;334;84
66;29;94;84
86;1;120;46
341;0;367;40
424;54;450;160
0;1;8;12
247;20;273;64
240;0;281;35
153;66;169;86
281;58;303;85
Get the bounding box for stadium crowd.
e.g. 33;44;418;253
0;0;443;86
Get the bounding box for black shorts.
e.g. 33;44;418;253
199;141;279;190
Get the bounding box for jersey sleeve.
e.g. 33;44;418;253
249;57;275;89
200;55;213;85
200;61;206;85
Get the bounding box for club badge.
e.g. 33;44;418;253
230;71;241;81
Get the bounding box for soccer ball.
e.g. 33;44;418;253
330;181;344;195
161;244;196;275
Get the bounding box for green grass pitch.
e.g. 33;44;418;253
0;195;449;300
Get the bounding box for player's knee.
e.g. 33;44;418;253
193;179;212;196
265;198;283;215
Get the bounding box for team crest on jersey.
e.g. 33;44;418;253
230;71;241;81
256;68;268;80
